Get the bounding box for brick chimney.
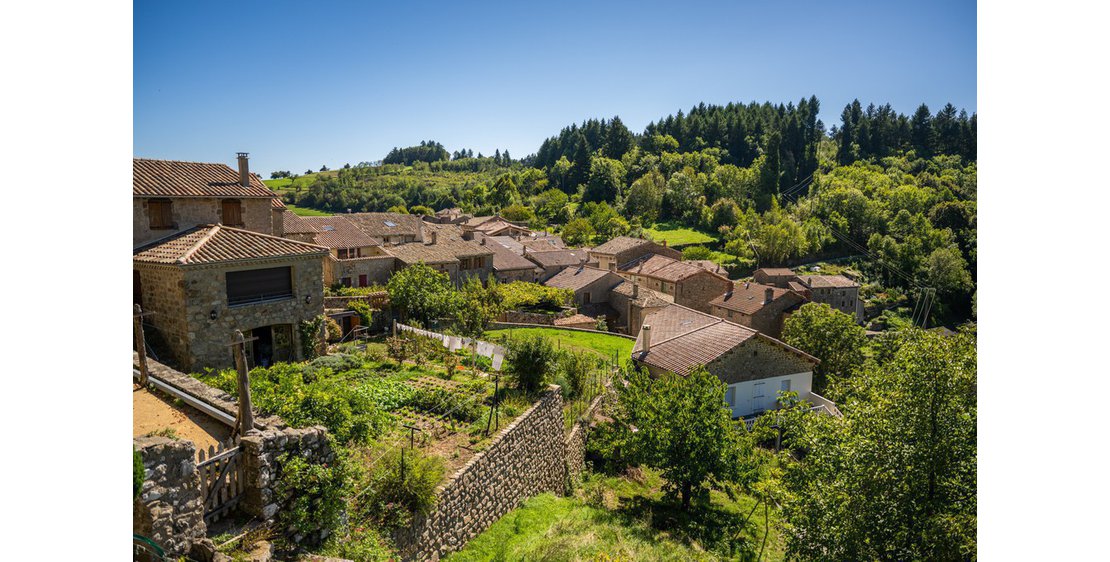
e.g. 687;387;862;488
632;283;639;298
427;230;437;245
641;324;651;352
764;287;774;304
236;152;250;187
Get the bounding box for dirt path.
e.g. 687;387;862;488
133;385;232;456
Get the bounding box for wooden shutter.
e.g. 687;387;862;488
226;267;292;305
148;200;173;229
222;200;243;226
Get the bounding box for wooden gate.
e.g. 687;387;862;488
197;439;244;525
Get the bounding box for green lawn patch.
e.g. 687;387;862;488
285;204;333;216
642;222;718;247
483;327;633;364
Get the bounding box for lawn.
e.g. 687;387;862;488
447;468;785;562
285;204;333;216
483;327;634;364
642;221;718;247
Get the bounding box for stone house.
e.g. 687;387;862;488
526;248;590;282
752;267;797;288
631;303;819;419
480;237;540;283
133;154;280;247
588;236;681;272
274;209;320;243
384;226;493;286
344;212;424;245
617;253;732;314
544;266;624;308
427;207;472;224
707;282;807;338
462;215;533;239
300;215;395;288
608;280;671;336
133;224;327;371
795;274;864;323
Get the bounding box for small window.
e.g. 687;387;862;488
337;248;348;260
340;277;352;287
358;274;368;287
221;199;243;226
148;199;173;229
781;379;791;392
226;266;293;306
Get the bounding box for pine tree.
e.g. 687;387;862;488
910;104;934;157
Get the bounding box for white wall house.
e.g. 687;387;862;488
724;371;813;419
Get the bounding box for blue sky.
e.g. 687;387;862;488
134;0;976;176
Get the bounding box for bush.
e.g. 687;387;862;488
348;299;374;327
409;386;484;423
556;350;599;399
362;448;446;529
497;282;573;312
299;316;325;359
585;422;629;474
325;318;343;343
506;335;558;393
133;449;144;499
274;446;357;539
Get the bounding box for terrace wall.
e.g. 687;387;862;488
133;435;214;560
394;387;566;562
564;391;608;487
240;426;335;545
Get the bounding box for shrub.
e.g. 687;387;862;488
409;386;483;423
325;318;343;343
497;282;573;312
506;335;558;393
133;449;144;499
556;350;599;399
386;336;413;364
299;316;325;359
274;446;357;539
348;299;374;327
362;448;445;529
585;422;629;474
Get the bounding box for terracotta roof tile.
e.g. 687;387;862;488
133;158;277;198
482;239;538;271
800;274;860;289
619;254;713;283
133;224;327;265
280;211;319;235
589;236;653;255
301;215;381;249
709;282;805;315
385;237;493;264
344;212;424;238
526;249;589;268
544;266;621;291
754;268;795;277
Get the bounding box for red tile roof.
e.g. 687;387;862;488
526;249;589;268
133;224;327;265
133;158;277;199
709;282;805;315
619;253;725;283
301;215;381;249
544;266;621;292
753;268;795;277
589;236;654;255
482;238;538;271
280;210;319;235
631;303;816;376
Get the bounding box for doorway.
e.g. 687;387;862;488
246;324;293;368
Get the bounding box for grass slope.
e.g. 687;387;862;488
483;327;634;363
642;222;717;247
448;470;784;562
285;204;333;216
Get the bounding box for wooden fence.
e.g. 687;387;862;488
197;438;244;525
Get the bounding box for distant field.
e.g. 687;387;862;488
285;204;332;216
264;173;322;194
642;222;717;246
483;327;633;363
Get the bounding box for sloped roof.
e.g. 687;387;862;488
589;236;653;255
526;249;589;268
344;212;424;238
385;237;493;264
754;267;795;278
487;235;525;254
632;303;816;376
133;158;276;198
280;210;319;235
301;215;380;249
710;282;805;315
482;238;538;271
522;236;565;252
555;313;598;327
800;274;860;289
475;219;531;236
610;280;673;308
133;224;327;266
619;253;715;283
544;266;621;292
688;259;726;276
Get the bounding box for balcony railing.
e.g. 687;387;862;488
228;291;294;307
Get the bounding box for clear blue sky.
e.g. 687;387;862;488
134;0;976;176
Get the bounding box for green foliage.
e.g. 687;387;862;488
328;284;386;296
347;299;374;327
145;427;179;440
408;386;484;423
555;349;600;400
133;449;144;499
453;276;504;338
496;281;572;312
623;169;665;224
505;335;558;393
613;366;757;509
362;448;446;528
583;156;626;203
779;329;977;560
484;327;634;362
274;445;357;538
383;140;449;165
561;217;596;246
781;303;867;394
386;263;458;326
499;202;535;223
325;317;343;343
680;245;714;260
298;316;324;360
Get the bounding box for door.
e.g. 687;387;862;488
133;270;143;306
751;381;766;414
359;274;368;287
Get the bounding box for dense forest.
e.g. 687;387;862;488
281;97;976;325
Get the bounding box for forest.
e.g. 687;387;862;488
281;97;976;325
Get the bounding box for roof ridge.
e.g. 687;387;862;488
217;224;329;251
177;225;222;264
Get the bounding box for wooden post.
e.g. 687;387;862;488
232;330;255;436
319;317;327;357
133;304;149;387
392;318;397;337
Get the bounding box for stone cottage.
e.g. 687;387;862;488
300;215;395;288
479;236;540;283
607;280;671;336
133;154;280;247
544;265;624;308
133;224;327;371
383;224;493;286
588;235;681;272
344;212;425;245
526;248;591;282
708;282;807;338
795;274;864;323
617;253;732;314
631;303;819;419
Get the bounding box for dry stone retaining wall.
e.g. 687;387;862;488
394;388;566;562
240;426;335;544
134;435;213;560
564;392;608;487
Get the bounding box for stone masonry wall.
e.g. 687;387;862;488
134;436;209;560
675;272;733;314
564;392;608;487
710;336;817;385
136;264;189;367
134;197;273;246
394;388;566;562
324;255;396;287
240;426;335;544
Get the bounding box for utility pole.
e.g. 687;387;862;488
231;330;256;437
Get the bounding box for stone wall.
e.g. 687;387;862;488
134;196;274;246
707;335;818;385
674;272;732;314
135;264;189;367
134;435;212;560
240;426;335;544
499;308;575;325
394;388;566;562
564;392;607;487
324;255;396;287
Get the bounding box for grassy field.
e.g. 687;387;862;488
483;327;634;363
285;204;333;216
642;222;718;247
264;173;325;194
447;469;784;562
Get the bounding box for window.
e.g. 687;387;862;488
221;199;243;226
338;248;360;260
226;267;293;306
340;277;352;288
781;379;791;393
358;274;368;287
148;199;173;229
726;386;736;408
583;292;592;305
